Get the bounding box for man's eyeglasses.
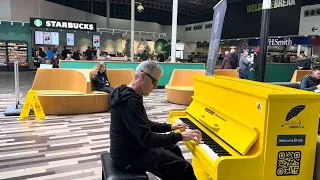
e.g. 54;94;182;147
141;70;158;86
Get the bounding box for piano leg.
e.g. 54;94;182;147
192;156;211;180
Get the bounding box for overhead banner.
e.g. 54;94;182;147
30;17;96;32
206;0;228;76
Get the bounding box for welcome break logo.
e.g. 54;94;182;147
30;18;96;32
282;105;305;128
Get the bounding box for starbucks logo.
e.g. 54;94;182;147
34;19;42;27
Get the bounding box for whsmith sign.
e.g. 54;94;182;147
30;18;96;32
247;0;296;13
268;38;293;46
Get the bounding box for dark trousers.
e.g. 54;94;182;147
97;86;114;93
239;69;248;79
128;144;197;180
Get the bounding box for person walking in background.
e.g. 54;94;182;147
51;54;59;68
251;48;259;81
73;50;81;60
298;54;312;70
230;48;239;69
61;46;70;60
141;51;149;61
221;51;233;69
38;48;46;64
46;47;53;61
239;51;251;79
90;62;114;93
85;46;93;60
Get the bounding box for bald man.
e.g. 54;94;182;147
239;51;250;79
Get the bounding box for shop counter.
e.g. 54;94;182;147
59;60;205;87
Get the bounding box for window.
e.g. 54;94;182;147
185;27;192;31
205;23;212;29
193;25;202;30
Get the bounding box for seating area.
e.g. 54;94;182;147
165;69;239;105
291;70;312;83
31;68;134;115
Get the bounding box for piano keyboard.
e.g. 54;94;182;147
178;118;232;159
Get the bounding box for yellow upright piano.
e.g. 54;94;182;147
169;76;320;180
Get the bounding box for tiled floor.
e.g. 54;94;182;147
0;71;191;180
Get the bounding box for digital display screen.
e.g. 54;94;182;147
51;32;59;45
93;35;100;48
35;31;44;45
67;33;74;46
43;32;52;45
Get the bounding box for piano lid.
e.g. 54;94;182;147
186;95;259;155
193;76;320;100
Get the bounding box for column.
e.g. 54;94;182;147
130;0;135;61
297;45;301;56
258;0;271;82
106;0;110;28
170;0;178;63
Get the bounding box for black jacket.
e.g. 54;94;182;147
93;72;110;89
231;52;239;69
300;74;320;91
298;58;312;70
108;85;182;168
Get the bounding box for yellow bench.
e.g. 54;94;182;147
165;69;239;105
165;69;205;105
31;69;109;115
74;69;135;93
291;70;311;82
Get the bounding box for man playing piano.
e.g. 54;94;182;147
108;60;202;180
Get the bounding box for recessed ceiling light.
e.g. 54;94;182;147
255;38;259;39
237;39;240;40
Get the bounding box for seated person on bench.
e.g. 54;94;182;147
108;61;202;180
300;64;320;91
90;62;114;93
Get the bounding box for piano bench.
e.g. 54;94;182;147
101;153;148;180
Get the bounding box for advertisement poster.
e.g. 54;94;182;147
206;0;227;76
43;32;52;45
51;32;59;45
35;31;44;45
67;33;74;46
93;35;100;48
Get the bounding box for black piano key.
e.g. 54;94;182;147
179;118;231;157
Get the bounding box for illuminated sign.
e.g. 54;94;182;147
268;38;293;46
247;0;296;13
30;18;96;32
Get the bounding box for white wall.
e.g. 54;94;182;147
0;0;11;21
184;21;212;42
299;4;320;35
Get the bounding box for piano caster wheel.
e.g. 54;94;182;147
192;156;211;180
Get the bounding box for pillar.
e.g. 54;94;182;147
106;0;110;28
170;0;178;63
130;0;135;61
297;45;301;56
258;0;271;82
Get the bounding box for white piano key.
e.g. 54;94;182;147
199;144;220;161
174;118;183;124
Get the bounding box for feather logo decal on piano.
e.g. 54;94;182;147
282;105;305;128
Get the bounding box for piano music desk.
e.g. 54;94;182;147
169;76;320;180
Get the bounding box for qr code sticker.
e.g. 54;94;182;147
276;151;301;176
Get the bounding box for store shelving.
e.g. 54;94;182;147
0;41;7;67
7;41;28;67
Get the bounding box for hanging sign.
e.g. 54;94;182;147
19;90;46;121
206;0;228;76
30;17;96;32
247;0;296;13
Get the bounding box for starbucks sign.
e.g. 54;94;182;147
33;19;42;27
30;17;96;32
